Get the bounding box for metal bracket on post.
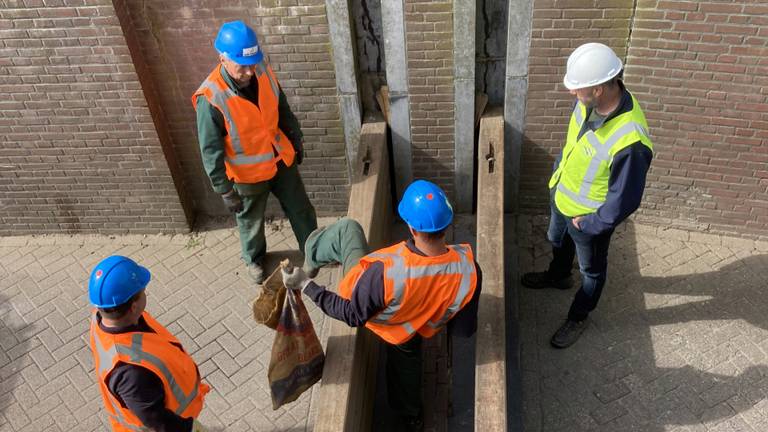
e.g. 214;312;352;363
486;142;495;174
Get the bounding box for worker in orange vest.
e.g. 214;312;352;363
88;256;209;432
193;20;317;284
282;180;482;432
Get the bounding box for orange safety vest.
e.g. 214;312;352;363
338;242;478;345
89;311;210;432
191;63;296;184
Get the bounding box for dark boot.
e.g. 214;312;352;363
247;260;265;285
404;415;424;432
521;271;571;290
550;319;588;348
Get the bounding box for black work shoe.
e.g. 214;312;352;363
550;319;588;349
521;271;571;290
404;415;424;432
247;261;265;285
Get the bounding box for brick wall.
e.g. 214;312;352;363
405;0;455;200
522;0;768;239
0;0;188;235
122;0;349;218
521;0;636;212
626;0;768;237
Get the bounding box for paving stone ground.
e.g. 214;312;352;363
5;213;765;432
517;215;768;432
0;217;339;432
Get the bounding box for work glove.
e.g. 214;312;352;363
192;419;207;432
281;266;312;291
221;188;243;214
293;137;304;165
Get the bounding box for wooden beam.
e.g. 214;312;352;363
375;86;391;127
474;92;488;129
475;108;507;431
313;120;391;432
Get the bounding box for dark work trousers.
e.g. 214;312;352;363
386;335;423;419
546;201;614;322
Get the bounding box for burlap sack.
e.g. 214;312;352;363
267;286;325;409
252;264;287;330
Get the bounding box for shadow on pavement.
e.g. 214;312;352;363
520;218;768;431
0;290;33;429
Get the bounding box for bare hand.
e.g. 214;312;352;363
571;216;583;230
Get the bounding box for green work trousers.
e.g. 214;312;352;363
303;217;370;274
234;162;317;264
304;217;423;419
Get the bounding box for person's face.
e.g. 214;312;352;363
570;85;602;109
220;55;255;87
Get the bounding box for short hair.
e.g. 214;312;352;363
416;227;447;241
98;291;142;320
603;70;623;88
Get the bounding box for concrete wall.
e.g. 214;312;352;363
476;0;508;107
350;0;385;115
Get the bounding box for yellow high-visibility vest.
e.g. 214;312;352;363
549;94;654;216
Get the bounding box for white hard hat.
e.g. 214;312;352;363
563;43;623;90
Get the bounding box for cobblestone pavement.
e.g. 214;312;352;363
0;217;339;432
518;215;768;432
8;213;764;432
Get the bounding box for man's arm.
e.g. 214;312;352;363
108;364;194;432
277;86;303;144
277;86;304;141
302;263;386;327
578;142;653;236
277;86;305;163
195;97;234;194
448;262;483;338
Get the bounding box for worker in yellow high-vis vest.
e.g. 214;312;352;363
522;43;654;348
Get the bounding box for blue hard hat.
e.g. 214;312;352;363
214;21;263;65
88;256;150;308
398;180;454;233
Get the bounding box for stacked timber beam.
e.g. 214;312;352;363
313;120;392;432
475;108;507;430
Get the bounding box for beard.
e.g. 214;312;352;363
235;76;252;89
581;96;597;110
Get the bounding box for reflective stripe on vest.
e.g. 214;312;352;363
368;244;475;336
91;318;200;417
197;62;283;167
553;99;651;211
255;62;279;100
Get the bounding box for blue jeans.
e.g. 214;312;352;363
546;203;613;321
